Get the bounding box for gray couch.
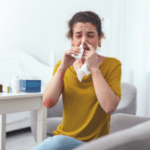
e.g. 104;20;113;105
74;113;150;150
30;82;146;149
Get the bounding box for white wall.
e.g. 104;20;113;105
1;0;150;117
0;0;112;66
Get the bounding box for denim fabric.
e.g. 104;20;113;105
33;135;85;150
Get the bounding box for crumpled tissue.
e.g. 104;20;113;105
71;44;100;82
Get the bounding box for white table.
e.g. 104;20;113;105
0;92;47;150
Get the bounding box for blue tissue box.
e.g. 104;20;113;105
19;80;41;93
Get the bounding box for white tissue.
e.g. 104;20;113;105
77;61;90;82
71;44;84;59
72;44;100;82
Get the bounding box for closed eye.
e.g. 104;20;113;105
76;35;94;38
88;34;94;37
76;36;81;38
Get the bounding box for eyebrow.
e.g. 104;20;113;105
75;31;95;34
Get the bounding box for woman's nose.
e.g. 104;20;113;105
81;36;87;45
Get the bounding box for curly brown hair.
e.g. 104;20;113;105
66;11;105;42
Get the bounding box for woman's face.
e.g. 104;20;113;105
72;22;101;51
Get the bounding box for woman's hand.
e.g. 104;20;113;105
60;46;81;70
83;41;99;73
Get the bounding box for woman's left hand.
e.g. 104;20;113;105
83;41;99;73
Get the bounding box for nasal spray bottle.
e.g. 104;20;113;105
71;44;84;59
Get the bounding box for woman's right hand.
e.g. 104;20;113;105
60;46;81;70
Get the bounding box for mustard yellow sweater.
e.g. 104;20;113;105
52;57;122;142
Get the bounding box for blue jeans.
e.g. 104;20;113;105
33;135;85;150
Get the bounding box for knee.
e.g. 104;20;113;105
52;135;79;146
52;135;68;143
52;135;84;145
42;135;67;145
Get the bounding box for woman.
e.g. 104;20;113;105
34;11;122;150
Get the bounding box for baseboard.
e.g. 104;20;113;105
6;119;31;132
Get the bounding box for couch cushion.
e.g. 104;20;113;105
74;120;150;150
110;113;150;134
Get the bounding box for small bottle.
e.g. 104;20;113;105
7;80;10;93
9;85;12;93
7;86;9;93
14;88;17;93
0;82;3;92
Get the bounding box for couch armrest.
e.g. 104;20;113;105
111;82;137;115
110;113;150;134
74;119;150;150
